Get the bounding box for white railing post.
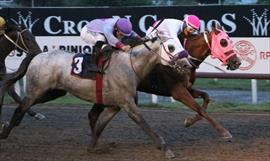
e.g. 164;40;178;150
151;94;158;103
251;79;258;104
14;81;21;96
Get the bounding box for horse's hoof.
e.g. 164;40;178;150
108;142;117;148
87;146;110;154
184;118;193;127
0;121;9;132
34;113;46;120
165;149;175;159
221;131;233;142
0;122;10;139
87;147;96;153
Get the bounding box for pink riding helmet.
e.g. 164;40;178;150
184;15;201;30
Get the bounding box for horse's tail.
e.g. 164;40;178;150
0;53;37;92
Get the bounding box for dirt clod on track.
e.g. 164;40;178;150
0;105;269;161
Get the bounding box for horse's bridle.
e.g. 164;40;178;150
3;29;30;54
182;31;226;72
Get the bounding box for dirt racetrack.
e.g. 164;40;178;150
0;105;269;161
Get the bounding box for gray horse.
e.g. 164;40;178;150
0;37;185;159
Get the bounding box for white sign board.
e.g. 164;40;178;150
5;36;270;76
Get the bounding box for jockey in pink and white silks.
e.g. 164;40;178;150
145;15;201;65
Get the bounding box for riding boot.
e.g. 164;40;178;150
87;41;108;73
87;52;102;73
100;44;112;58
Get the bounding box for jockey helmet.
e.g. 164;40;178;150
0;16;6;29
184;15;200;31
116;18;132;36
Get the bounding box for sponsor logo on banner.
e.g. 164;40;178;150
243;9;270;36
233;40;256;70
42;45;91;53
10;11;39;32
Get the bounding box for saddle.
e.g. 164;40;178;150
70;47;113;79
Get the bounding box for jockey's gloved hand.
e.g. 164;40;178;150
121;45;131;52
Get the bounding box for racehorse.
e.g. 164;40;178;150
0;36;191;159
87;26;241;143
0;23;44;122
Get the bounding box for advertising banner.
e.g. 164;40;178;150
1;6;269;78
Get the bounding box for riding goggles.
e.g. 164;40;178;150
186;24;198;34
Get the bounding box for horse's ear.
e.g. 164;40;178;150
210;22;216;33
5;23;17;32
216;24;222;30
212;26;220;35
18;23;27;30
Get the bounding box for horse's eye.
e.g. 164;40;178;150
220;39;228;47
168;45;175;52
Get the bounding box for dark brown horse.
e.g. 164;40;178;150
87;26;241;148
0;23;44;121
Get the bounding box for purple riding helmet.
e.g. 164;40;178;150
116;18;132;36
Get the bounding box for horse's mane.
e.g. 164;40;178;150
130;38;160;55
187;32;206;41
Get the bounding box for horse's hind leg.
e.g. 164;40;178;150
88;106;120;151
0;87;5;130
121;99;175;159
171;86;232;140
0;96;35;139
7;85;46;120
88;104;104;138
184;88;210;127
34;89;67;105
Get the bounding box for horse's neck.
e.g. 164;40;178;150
0;39;15;61
130;45;160;80
187;33;211;65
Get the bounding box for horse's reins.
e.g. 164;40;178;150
129;48;141;80
146;19;177;63
0;29;30;72
3;29;30;54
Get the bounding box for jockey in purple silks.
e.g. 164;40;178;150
80;17;142;72
146;14;201;64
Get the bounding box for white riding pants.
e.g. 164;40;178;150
80;26;106;48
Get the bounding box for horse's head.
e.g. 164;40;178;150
144;31;193;75
208;26;241;70
1;23;41;55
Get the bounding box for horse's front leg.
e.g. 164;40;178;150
171;86;232;140
0;88;6;132
184;87;210;127
121;98;175;159
88;106;120;153
0;67;7;131
0;97;34;139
